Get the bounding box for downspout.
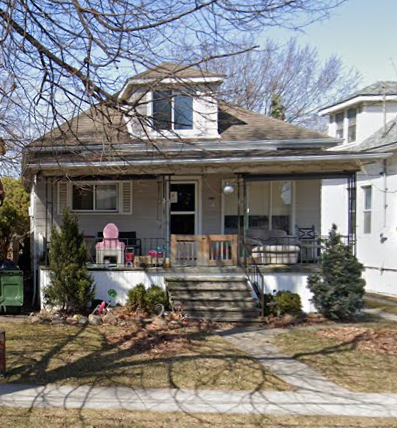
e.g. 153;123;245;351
382;159;388;229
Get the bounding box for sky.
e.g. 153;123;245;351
261;0;397;87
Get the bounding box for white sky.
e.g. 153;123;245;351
260;0;397;87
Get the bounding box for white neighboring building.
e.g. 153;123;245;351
320;82;397;297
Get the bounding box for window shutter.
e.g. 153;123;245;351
120;182;132;214
58;182;69;214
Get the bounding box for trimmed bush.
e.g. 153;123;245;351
145;285;168;311
263;290;301;317
275;291;302;317
307;224;365;320
127;283;146;310
127;283;168;313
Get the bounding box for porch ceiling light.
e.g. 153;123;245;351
223;182;235;195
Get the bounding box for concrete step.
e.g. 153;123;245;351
183;308;261;321
165;276;259;321
165;276;247;282
171;298;258;309
169;290;252;299
166;281;249;291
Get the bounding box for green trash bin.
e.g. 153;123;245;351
0;270;24;312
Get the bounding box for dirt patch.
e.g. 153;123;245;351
101;307;233;356
315;327;397;355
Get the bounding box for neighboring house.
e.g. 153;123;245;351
23;63;387;314
320;82;397;297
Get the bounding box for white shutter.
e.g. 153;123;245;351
120;182;132;214
58;182;70;214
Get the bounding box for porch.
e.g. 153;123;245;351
35;171;356;319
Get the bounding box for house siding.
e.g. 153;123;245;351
295;180;321;233
355;155;397;297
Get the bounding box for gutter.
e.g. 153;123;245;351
25;138;342;153
25;152;390;170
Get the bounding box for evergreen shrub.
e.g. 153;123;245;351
263;290;302;317
307;224;365;320
127;284;168;313
46;209;95;312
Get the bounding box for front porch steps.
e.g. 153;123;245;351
165;276;261;322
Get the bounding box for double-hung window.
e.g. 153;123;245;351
347;108;357;143
152;90;193;131
362;185;372;234
72;184;118;212
335;112;344;139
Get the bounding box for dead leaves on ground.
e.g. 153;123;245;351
315;327;397;355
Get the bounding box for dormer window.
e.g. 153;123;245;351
335;112;344;139
347;108;356;143
152;90;193;131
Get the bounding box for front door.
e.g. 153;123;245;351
170;182;197;234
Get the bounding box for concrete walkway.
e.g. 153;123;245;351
218;327;349;394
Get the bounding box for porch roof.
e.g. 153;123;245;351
24;144;389;177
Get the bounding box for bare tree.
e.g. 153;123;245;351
0;72;29;175
0;0;347;145
192;38;361;131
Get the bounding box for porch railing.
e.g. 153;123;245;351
170;234;238;266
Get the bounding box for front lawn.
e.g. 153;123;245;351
0;319;289;391
274;319;397;393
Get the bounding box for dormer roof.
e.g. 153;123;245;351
131;62;224;80
118;62;225;100
319;81;397;115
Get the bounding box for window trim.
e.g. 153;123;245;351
347;108;357;143
335;111;344;139
151;89;194;132
72;182;119;213
362;185;372;234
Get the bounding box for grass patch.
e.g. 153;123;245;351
0;407;396;428
274;320;397;393
0;320;288;391
366;293;397;304
365;296;397;315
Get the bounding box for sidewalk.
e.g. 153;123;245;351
1;382;397;417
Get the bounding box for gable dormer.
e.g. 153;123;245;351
319;82;397;146
118;62;224;140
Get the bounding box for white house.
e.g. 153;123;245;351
320;81;397;297
23;63;387;317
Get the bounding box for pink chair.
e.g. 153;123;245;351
95;223;125;265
